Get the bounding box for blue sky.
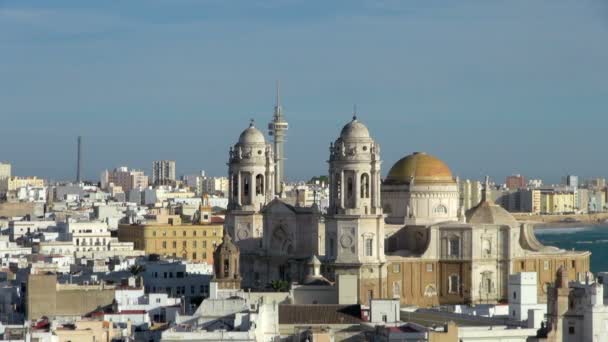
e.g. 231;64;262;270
1;0;607;183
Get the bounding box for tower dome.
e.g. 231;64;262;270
465;176;518;226
385;152;454;184
238;121;266;145
340;116;371;140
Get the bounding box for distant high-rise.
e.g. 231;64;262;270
0;162;11;180
505;174;525;189
268;81;288;195
562;175;578;188
76;136;82;183
152;160;176;186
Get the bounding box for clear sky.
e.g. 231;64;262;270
1;0;607;184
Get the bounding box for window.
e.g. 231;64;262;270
182;241;187;248
156;298;161;304
520;261;525;269
193;231;196;236
191;286;195;294
203;241;207;248
449;274;459;294
426;263;433;272
347;177;353;198
543;260;550;270
485;278;492;293
568;326;575;334
153;231;156;236
203;252;207;259
173;241;177;248
329;238;335;257
224;258;230;277
382;314;387;323
513;291;517;300
448;237;460;257
203;231;207;237
183;231;186;236
392;264;401;273
193;241;197;248
192;252;197;259
571;260;576;268
434;205;448;214
365;238;373;257
256;174;264;195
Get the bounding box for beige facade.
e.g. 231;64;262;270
0;176;44;194
54;320;120;342
26;274;115;320
540;190;577;214
118;214;223;265
102;167;148;192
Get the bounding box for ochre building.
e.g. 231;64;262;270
118;210;223;265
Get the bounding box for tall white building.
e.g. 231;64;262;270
152;160;176;185
268;82;288;195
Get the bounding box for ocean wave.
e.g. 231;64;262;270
575;239;608;245
535;227;594;235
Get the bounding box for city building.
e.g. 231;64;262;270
201;176;229;196
506;174;526;189
118;209;223;265
0;162;11;181
100;167;148;192
0;176;44;197
539;188;577;214
152;160;176;186
562;175;579;188
26;273;116;320
541;268;608;342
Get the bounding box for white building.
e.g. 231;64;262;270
508;272;546;322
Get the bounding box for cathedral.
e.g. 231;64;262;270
224;91;590;306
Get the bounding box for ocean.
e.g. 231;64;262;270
534;225;608;274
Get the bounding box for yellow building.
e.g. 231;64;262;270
0;176;45;193
540;190;576;214
118;213;223;265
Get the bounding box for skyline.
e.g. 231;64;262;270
2;0;608;182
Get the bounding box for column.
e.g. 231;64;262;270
354;170;360;209
250;172;256;206
229;172;234;204
371;169;376;208
340;170;345;209
328;171;334;208
237;172;242;206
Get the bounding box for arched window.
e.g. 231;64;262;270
449;274;459;294
243;176;250;197
434;205;448;215
448;236;460;257
360;173;370;198
232;174;238;197
255;174;264;195
347;177;353;198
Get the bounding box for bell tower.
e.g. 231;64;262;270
225;120;274;250
212;232;241;290
325;110;385;305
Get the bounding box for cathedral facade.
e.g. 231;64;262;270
224;100;590;306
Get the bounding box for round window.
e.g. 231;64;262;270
362;146;368;151
258;150;263;155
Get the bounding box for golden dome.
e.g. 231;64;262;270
385;152;454;184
